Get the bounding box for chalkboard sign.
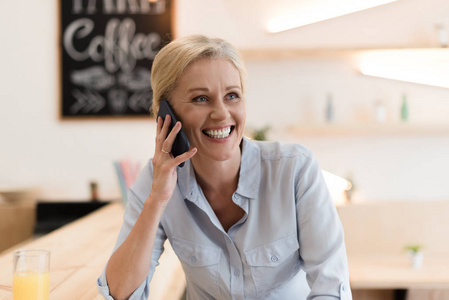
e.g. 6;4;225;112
60;0;172;119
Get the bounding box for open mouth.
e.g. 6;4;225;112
202;126;234;139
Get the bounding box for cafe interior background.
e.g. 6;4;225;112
1;0;449;299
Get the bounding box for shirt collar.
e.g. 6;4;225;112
177;137;261;202
235;137;261;200
177;158;200;203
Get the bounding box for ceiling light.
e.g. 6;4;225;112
322;170;352;205
267;0;398;33
359;49;449;89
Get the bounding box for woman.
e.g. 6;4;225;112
97;35;352;300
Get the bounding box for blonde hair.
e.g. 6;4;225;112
150;35;247;116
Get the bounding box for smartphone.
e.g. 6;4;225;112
157;99;190;167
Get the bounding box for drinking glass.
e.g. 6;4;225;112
13;250;50;300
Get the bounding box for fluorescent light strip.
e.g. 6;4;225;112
322;170;352;191
322;170;352;205
267;0;398;33
359;49;449;89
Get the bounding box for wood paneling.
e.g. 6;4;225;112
407;289;449;300
352;289;394;300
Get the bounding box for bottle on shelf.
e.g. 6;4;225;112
435;24;448;48
90;181;99;202
400;94;409;122
325;93;334;123
374;100;386;123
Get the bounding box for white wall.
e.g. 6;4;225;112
242;57;449;201
0;1;156;200
1;0;449;201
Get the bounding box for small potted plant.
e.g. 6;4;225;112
246;126;271;141
404;244;424;269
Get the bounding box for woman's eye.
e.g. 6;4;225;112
226;93;240;100
192;96;207;102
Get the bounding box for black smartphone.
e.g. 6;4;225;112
157;99;190;167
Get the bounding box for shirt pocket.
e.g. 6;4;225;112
171;236;222;297
244;234;300;297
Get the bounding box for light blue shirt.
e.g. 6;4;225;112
97;138;352;300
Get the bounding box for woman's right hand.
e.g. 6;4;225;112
107;114;196;300
149;115;197;206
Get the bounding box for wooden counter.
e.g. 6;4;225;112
338;201;449;300
349;254;449;300
349;254;449;290
2;200;449;300
0;203;186;300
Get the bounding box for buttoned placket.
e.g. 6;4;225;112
184;184;249;300
223;193;249;300
224;232;244;300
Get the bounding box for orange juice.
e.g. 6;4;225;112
13;271;49;300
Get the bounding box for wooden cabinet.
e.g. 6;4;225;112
0;203;36;252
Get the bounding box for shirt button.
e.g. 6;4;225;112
190;256;197;263
234;269;240;276
271;255;279;262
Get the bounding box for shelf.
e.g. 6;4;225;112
285;123;449;137
238;47;449;60
239;48;358;60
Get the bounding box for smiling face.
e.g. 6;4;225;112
170;58;246;164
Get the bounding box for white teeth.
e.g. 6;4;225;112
204;127;232;139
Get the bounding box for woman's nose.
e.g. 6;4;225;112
210;101;230;120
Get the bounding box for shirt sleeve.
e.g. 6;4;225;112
97;162;167;299
295;151;352;300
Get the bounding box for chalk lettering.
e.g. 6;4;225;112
64;19;94;61
72;0;98;14
103;0;151;14
63;18;161;72
72;0;157;14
